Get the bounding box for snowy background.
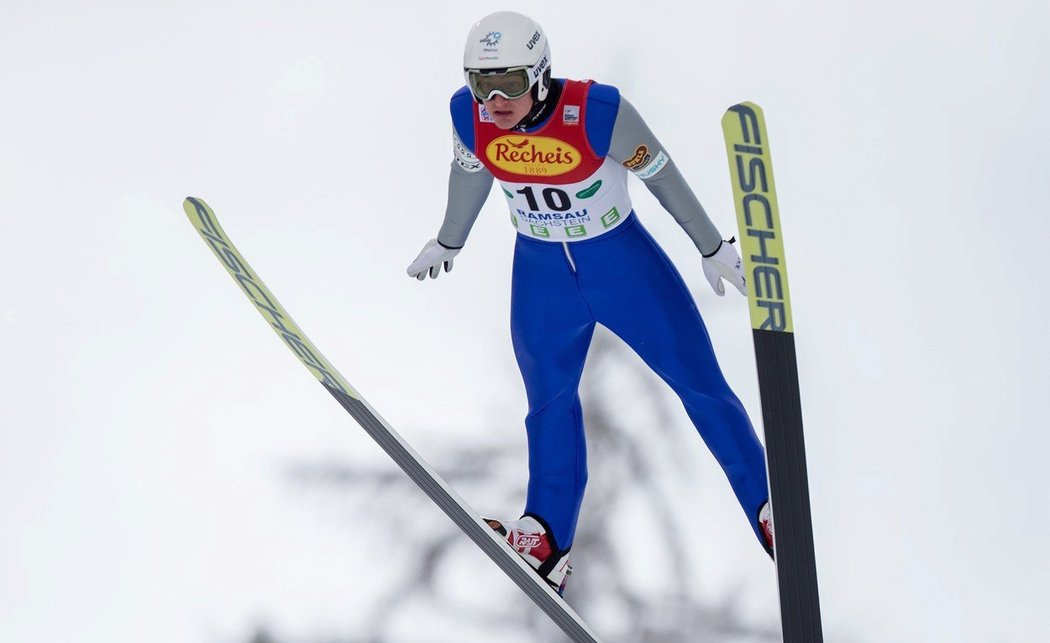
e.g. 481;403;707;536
2;1;1048;641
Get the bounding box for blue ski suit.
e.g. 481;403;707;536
444;79;770;552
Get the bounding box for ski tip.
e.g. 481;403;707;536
183;196;211;211
182;197;215;222
723;100;763;119
726;99;759;110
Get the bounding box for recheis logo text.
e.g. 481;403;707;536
485;136;581;176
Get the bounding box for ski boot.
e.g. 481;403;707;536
759;500;774;559
484;514;572;595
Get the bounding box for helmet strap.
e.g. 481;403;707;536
512;76;561;131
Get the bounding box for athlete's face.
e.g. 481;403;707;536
483;93;534;130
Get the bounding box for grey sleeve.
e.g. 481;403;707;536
435;131;495;249
607;96;723;256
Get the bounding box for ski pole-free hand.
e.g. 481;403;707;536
407;238;462;280
701;237;747;297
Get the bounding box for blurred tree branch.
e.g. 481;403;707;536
257;329;781;642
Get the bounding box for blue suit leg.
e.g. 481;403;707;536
574;217;770;545
510;237;595;551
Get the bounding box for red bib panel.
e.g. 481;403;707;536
473;80;601;186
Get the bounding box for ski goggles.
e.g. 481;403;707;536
466;67;533;101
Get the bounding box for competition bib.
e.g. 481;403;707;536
473;79;634;242
499;157;631;241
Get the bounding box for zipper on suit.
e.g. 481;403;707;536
561;241;577;274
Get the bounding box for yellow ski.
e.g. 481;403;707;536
183;197;602;643
722;103;823;643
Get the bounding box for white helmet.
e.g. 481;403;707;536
463;11;552;102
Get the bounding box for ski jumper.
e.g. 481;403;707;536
450;80;770;551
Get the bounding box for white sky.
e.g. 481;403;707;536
2;1;1048;641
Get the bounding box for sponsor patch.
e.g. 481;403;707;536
485;135;581;177
622;144;652;170
563;105;580;125
478;104;494;123
514;534;542;549
633;149;670;180
531;55;550;80
453;132;483;173
480;31;502;48
575;180;602;199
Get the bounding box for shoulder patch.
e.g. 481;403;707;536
632;149;670;180
622;144;652;170
453;129;484;173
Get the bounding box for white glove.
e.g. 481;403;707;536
407;238;461;280
701;238;747;297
